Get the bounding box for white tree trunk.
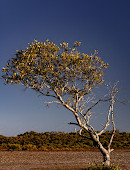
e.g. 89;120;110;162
90;133;111;166
103;152;110;166
97;143;111;166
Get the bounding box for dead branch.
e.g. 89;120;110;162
79;128;91;140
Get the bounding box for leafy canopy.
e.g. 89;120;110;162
2;40;108;103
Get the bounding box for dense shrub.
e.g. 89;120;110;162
0;131;129;151
22;144;37;151
8;144;22;151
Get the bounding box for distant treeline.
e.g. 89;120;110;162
0;131;129;151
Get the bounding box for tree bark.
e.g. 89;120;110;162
97;143;111;166
103;152;110;166
90;133;111;166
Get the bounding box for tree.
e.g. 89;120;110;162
2;40;118;166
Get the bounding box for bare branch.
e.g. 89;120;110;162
77;112;97;135
84;99;101;116
68;122;80;127
108;99;116;152
44;101;62;104
97;104;112;136
43;82;51;89
84;98;112;117
79;128;91;140
37;89;58;99
54;89;75;113
78;96;94;113
61;82;68;94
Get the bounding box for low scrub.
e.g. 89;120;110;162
0;131;129;151
86;163;120;170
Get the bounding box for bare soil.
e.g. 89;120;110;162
0;149;129;170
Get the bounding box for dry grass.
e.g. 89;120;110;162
0;149;129;170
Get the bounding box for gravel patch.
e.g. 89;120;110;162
0;149;129;170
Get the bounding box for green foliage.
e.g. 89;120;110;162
7;144;22;151
0;131;129;151
22;144;37;151
2;40;108;109
86;163;120;170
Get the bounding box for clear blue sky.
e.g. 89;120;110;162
0;0;130;136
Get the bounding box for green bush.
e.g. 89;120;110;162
0;143;8;150
22;144;37;151
38;146;48;151
8;144;22;151
86;163;120;170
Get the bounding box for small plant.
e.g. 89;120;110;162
86;163;120;170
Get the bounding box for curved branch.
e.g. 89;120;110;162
79;128;91;140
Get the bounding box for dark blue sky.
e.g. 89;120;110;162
0;0;130;136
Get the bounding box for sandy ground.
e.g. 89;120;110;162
0;149;129;170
